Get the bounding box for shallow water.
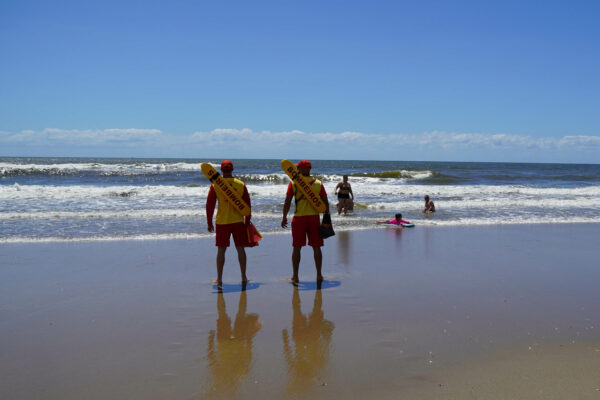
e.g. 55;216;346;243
2;158;600;241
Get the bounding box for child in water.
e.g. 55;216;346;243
376;213;413;226
386;213;411;225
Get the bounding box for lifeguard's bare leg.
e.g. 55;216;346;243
312;246;323;281
215;246;226;285
235;245;248;282
291;246;301;283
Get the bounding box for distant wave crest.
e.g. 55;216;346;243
350;170;433;180
0;162;203;176
236;173;289;184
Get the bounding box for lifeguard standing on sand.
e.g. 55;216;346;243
281;160;329;283
206;160;252;286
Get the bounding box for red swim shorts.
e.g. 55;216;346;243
215;222;247;247
291;215;323;247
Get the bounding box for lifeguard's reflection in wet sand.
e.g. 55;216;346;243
204;288;262;399
282;284;335;396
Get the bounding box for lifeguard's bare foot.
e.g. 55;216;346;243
289;276;299;283
317;275;324;282
212;279;223;286
241;277;250;283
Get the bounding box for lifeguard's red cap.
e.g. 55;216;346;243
295;160;311;170
220;160;234;171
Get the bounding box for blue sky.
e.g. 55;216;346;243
1;0;599;163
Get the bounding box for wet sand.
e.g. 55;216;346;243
1;224;599;399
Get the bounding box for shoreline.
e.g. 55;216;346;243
2;220;600;244
2;224;599;399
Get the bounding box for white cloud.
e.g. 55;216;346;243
41;128;163;145
0;128;163;146
557;135;600;149
1;128;599;162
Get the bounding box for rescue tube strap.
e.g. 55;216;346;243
293;177;317;207
209;172;221;183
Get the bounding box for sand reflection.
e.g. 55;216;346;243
337;230;351;265
282;284;335;396
205;289;262;399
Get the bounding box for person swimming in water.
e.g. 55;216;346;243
376;213;412;226
385;213;411;225
423;195;435;213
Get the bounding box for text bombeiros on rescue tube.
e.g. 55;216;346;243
287;166;323;209
209;171;247;212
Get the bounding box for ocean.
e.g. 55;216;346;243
1;157;599;242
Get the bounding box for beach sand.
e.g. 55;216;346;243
1;224;599;399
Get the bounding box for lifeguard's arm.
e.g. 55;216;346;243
206;185;216;232
282;194;293;228
281;182;294;228
282;182;294;228
242;184;251;223
320;185;330;213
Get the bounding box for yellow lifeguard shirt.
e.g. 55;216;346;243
287;179;326;216
214;177;246;224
